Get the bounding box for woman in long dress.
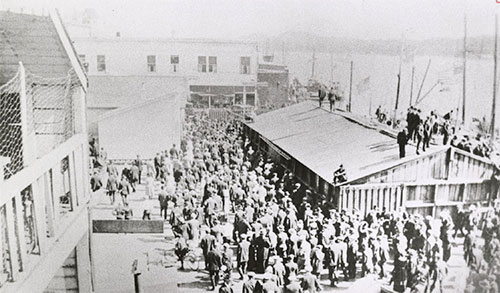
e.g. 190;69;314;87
144;172;155;199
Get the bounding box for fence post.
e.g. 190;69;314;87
18;62;36;166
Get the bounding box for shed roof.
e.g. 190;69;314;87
247;101;417;183
0;11;72;85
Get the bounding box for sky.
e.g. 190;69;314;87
1;0;500;40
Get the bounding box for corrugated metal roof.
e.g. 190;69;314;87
0;11;72;85
247;101;416;183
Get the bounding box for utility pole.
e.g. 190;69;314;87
462;14;468;124
311;49;316;79
409;66;415;106
492;14;498;142
348;61;353;112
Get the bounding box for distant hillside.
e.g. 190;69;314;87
256;31;493;57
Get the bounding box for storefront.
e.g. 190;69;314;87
189;85;256;109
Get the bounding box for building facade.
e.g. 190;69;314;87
0;11;93;292
72;36;259;109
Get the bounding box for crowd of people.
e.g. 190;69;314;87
89;110;495;292
396;106;494;160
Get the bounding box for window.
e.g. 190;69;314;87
147;55;156;72
208;56;217;73
198;56;207;72
170;55;179;72
97;55;106;72
240;57;251;74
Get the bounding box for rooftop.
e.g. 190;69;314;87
247;101;417;183
0;11;72;85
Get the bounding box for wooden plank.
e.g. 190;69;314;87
13;194;27;272
92;220;164;234
5;199;20;280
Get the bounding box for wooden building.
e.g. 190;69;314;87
243;101;496;217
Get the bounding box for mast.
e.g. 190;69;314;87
416;59;431;104
462;14;467;124
330;52;334;82
311;49;316;79
348;61;353;112
282;41;286;64
409;65;415;106
394;38;403;124
492;14;498;142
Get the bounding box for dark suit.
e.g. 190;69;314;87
206;249;222;289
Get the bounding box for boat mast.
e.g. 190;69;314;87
311;49;316;79
393;37;403;124
462;14;467;124
348;61;353;112
491;14;498;142
409;65;415;106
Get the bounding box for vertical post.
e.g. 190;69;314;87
14;194;27;271
462;14;468;124
330;52;334;82
409;66;415;106
492;14;498;142
5;199;20;280
19;62;35;166
348;61;353;112
311;49;316;79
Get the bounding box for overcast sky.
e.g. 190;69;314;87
2;0;500;40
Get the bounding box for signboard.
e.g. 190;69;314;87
92;220;164;234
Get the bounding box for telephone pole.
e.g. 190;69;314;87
348;61;353;112
491;14;498;142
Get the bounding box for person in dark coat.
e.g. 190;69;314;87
201;229;217;270
106;174;118;204
254;230;271;274
397;127;408;158
158;186;169;220
133;155;143;184
206;246;223;290
318;86;326;108
328;88;335;112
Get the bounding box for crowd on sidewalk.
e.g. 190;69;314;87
89;111;496;292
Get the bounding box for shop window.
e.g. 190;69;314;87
246;93;255;106
235;93;244;105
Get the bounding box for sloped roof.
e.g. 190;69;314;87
247;101;417;182
86;75;189;108
0;11;72;85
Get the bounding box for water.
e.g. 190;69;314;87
283;51;495;126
